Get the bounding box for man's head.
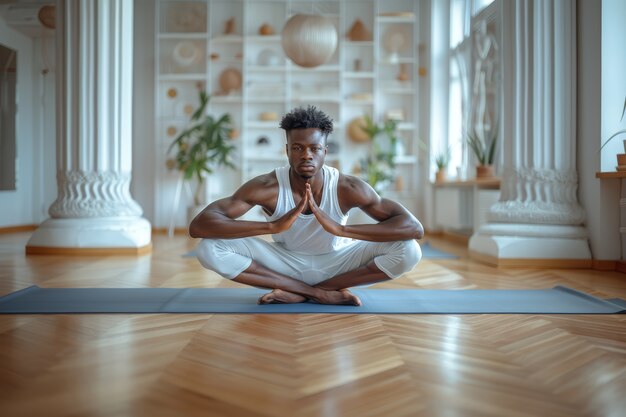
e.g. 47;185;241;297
280;106;334;180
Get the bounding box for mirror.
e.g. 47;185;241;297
0;43;17;191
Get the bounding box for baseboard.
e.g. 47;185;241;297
470;250;593;269
442;231;471;245
25;243;152;256
592;260;618;271
0;224;37;234
152;227;189;236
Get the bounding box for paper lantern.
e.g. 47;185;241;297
281;14;337;68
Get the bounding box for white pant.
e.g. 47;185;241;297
196;237;422;286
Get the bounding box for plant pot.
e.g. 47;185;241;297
476;165;495;178
435;170;447;183
617;153;626;166
623;139;626;153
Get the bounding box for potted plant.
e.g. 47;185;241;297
359;115;399;194
434;147;451;183
599;96;626;169
166;90;236;220
467;127;498;178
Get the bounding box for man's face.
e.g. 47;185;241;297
286;128;327;179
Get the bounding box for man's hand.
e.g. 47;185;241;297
269;188;308;234
306;183;344;236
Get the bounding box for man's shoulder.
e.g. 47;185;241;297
337;172;366;191
236;171;278;195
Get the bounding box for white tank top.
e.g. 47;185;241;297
264;165;353;255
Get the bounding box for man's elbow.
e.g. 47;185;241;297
189;218;202;238
412;220;424;240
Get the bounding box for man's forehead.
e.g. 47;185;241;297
287;129;326;143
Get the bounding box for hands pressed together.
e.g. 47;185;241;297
270;182;343;236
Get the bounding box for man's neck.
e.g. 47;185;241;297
289;166;324;192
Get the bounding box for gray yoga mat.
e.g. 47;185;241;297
0;285;623;314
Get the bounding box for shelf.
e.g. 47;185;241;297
247;121;279;129
158;74;206;81
155;0;421;226
344;41;374;47
382;88;415;95
290;65;341;72
344;72;375;79
378;58;416;65
247;66;288;72
158;33;207;39
247;155;288;162
291;96;341;103
596;171;626;179
210;35;244;44
210;59;243;65
245;35;281;43
376;15;415;23
344;100;374;106
211;96;243;104
246;97;286;103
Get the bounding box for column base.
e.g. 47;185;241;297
469;223;592;268
26;217;152;255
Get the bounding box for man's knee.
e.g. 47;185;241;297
195;239;224;271
377;240;422;278
195;239;251;279
394;239;422;271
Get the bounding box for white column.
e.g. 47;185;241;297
469;0;591;262
27;0;151;253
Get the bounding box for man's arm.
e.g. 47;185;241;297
306;176;424;242
189;175;308;239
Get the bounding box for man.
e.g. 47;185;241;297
190;106;423;306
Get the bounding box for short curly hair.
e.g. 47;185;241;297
280;106;334;139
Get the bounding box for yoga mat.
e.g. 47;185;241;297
182;242;458;259
419;243;459;259
0;286;624;314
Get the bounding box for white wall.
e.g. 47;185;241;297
132;0;156;224
577;0;620;260
0;17;39;227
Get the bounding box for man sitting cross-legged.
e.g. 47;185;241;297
190;106;424;306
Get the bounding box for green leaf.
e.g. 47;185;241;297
600;129;626;151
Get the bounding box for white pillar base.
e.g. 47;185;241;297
26;217;151;254
469;223;591;267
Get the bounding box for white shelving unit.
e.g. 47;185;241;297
155;0;422;227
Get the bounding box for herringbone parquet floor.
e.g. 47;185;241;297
0;232;625;417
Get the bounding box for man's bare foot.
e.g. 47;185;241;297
315;288;361;306
258;289;307;304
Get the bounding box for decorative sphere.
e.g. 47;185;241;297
281;14;337;68
219;68;242;94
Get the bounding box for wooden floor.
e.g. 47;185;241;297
0;232;625;417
